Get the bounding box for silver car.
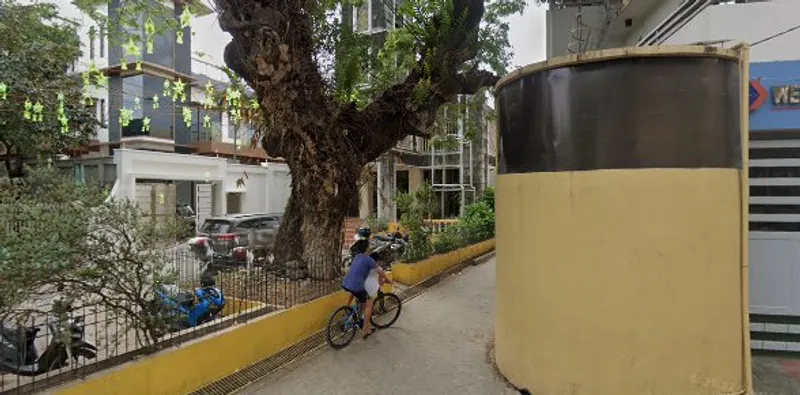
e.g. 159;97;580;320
198;213;282;262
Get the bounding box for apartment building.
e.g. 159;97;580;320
349;1;498;222
545;0;800;351
47;0;290;224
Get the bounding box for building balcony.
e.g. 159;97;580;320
190;140;274;164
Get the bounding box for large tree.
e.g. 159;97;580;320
73;0;525;276
214;0;524;274
0;0;98;178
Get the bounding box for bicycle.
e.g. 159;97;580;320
325;289;402;349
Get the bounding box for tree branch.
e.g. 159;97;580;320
352;0;495;161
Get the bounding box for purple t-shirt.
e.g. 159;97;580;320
343;254;377;292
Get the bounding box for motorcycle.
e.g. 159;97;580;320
1;315;97;376
150;274;226;332
148;238;227;333
342;227;408;272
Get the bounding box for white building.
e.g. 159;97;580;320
39;0;291;223
545;0;800;352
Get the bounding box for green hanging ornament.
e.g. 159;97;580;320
124;36;140;58
95;73;108;88
249;98;259;110
144;17;156;54
142;116;151;132
23;99;32;120
152;94;160;109
182;106;192;127
32;101;43;123
176;30;184;45
120;108;133;127
121;62;128;71
0;82;6;101
88;61;98;75
173;79;186;103
163;80;171;98
133;97;141;111
203;114;211;128
203;81;215;109
135;60;143;71
177;6;193;45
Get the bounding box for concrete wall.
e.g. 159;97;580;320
664;0;800;62
546;5;607;58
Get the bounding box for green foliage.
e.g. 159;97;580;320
430;188;496;255
365;214;389;233
0;0;99;176
396;182;436;262
0;167;183;344
480;186;495;211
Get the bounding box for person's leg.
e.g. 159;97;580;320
361;297;375;338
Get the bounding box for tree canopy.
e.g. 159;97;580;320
0;0;99;178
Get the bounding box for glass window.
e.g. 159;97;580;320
357;4;368;32
121;74;145;137
142;74;174;140
371;0;386;30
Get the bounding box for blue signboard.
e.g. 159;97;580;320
750;61;800;131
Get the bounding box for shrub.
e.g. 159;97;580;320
432;224;465;254
459;201;495;244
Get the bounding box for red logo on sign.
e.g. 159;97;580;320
750;79;767;111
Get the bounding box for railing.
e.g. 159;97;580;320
0;250;342;394
425;219;459;234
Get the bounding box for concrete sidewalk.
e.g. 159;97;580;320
237;257;516;395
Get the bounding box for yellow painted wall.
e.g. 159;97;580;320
495;169;747;394
57;292;350;395
393;239;495;285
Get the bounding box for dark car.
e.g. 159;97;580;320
198;213;282;262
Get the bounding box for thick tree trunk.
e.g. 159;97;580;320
273;160;360;279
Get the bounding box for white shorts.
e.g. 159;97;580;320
364;269;380;298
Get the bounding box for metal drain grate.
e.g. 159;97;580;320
190;331;325;395
192;251;496;395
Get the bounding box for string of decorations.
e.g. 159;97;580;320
0;4;259;138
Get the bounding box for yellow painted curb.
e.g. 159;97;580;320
56;291;350;395
392;239;496;286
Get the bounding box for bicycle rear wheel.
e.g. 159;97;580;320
326;306;357;349
370;292;402;329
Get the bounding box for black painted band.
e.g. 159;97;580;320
497;56;742;174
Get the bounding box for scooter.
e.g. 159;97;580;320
148;238;226;333
342;227;408;271
151;274;225;332
1;315;97;376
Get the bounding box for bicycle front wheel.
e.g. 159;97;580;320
370;292;402;329
326;306;357;349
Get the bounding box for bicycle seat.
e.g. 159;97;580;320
174;292;195;309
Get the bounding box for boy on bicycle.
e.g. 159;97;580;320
342;239;392;339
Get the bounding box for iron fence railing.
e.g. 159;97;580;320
0;250;343;394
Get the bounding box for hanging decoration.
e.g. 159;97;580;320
163;79;172;99
176;6;194;45
81;71;94;105
57;93;69;134
23;99;32;120
203;81;215;108
182;106;192;127
133;97;141;111
122;36;140;71
172;79;186;103
95;72;108;88
226;87;242;124
136;60;143;71
32;101;43;123
144;17;156;54
142;116;151;132
203;113;211;129
120;108;133;127
0;82;7;101
249;98;259;110
152;94;160;109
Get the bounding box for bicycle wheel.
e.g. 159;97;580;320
326;306;357;349
370;292;402;329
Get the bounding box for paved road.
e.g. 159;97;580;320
237;257;516;395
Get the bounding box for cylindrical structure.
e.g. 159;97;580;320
494;46;751;394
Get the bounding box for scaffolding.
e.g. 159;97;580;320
430;94;476;218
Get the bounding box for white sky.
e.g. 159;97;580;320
191;2;547;80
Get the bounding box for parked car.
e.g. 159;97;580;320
197;213;282;264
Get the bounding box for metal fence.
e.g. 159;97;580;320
0;249;343;394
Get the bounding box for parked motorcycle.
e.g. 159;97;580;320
1;315;97;376
147;238;227;333
151;274;226;332
342;227;408;272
